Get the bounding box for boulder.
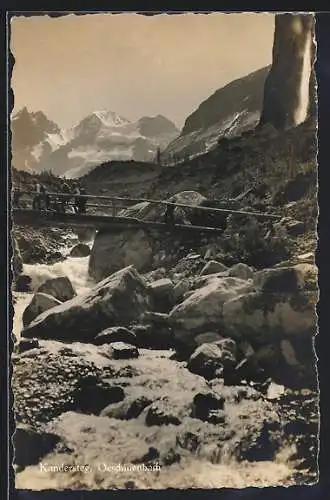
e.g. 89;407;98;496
222;290;317;341
70;243;90;257
187;340;237;381
149;278;175;312
14;424;60;468
194;332;224;346
169;277;252;346
171;254;206;279
16;338;40;354
149;278;174;296
120;190;207;225
130;323;175;350
173;279;191;302
36;276;76;302
100;395;153;420
94;326;137;346
229;263;254;280
89;228;154;282
145;397;182;427
200;260;228;276
22;292;62;327
253;264;317;293
15;274;32;292
72;379;125;415
191;390;225;422
22;266;151;342
104;342;139;360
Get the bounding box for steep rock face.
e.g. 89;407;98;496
260;13;316;130
163;66;269;161
11;108;64;172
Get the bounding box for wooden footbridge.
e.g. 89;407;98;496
12;190;281;235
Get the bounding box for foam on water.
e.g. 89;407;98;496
24;256;94;295
13;253;95;339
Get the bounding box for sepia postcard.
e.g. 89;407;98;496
10;11;319;490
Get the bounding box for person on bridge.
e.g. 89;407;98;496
39;184;50;210
164;203;175;226
32;181;41;210
77;186;88;214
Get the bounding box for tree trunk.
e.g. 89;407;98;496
259;13;316;130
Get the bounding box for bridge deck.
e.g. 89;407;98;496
12;209;225;234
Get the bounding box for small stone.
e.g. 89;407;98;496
192;390;225;421
17;338;40;354
70;243;91;257
108;342;139;360
94;327;137;346
145;398;181;427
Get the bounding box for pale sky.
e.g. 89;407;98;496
10;13;275;129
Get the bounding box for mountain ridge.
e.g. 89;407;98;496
11;108;179;178
162;66;270;162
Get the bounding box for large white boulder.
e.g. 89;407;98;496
89;229;154;282
22;266;151;342
222;290;317;341
169;277;253;345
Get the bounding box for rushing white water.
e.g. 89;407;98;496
12;240;301;488
24;256;94;295
12;253;95;340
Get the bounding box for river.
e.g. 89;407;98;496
12;244;303;489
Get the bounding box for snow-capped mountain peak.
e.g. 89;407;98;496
92;110;131;127
11;107;179;177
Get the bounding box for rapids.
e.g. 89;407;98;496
12;245;95;340
11;239;311;489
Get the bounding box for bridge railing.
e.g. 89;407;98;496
12;189;282;221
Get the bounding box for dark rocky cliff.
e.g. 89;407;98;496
260;14;316;130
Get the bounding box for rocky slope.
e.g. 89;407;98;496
11;108;179;178
162;66;270;162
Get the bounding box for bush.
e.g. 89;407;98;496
221;215;294;269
